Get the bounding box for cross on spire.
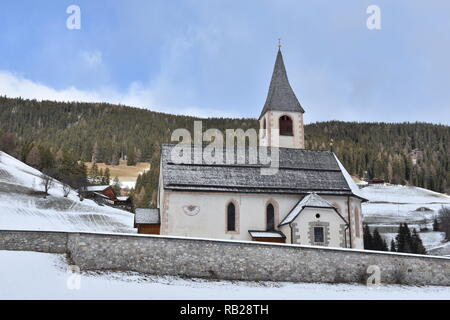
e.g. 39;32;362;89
277;38;282;49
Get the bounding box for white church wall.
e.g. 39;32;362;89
320;195;364;249
161;190;364;249
350;197;364;249
163;191;301;241
291;207;347;248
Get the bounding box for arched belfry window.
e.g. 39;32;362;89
266;203;275;231
227;202;236;232
279;115;293;136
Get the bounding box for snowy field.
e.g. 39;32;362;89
0;250;449;300
360;184;450;251
0;152;135;233
361;184;450;222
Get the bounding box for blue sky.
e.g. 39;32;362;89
0;1;449;123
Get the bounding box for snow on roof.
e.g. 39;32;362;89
86;185;110;192
279;193;336;226
135;208;160;225
116;196;129;201
333;153;367;200
248;231;285;238
93;192;109;199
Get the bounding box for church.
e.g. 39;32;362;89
151;48;366;249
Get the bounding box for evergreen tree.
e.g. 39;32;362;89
363;225;374;250
390;239;396;252
112;176;121;195
411;228;426;254
127;148;136;166
372;228;388;251
438;207;450;241
91;141;99;163
433;218;440;232
103;168;111;185
382;239;388;251
89;163;99;185
37;146;55;171
395;223;413;253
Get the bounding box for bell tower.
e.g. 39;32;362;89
259;47;305;149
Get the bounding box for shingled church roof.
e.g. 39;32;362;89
259;49;305;119
160;144;366;199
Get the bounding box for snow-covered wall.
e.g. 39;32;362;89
0;230;448;286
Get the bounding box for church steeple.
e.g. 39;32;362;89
259;48;306;149
259;48;305;119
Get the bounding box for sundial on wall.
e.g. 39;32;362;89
183;205;200;216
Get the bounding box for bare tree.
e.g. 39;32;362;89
40;173;54;198
77;185;87;201
62;183;71;197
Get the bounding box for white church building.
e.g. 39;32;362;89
151;49;366;249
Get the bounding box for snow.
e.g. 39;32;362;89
118;181;136;189
361;184;450;204
360;184;450;223
249;231;283;238
428;242;450;257
0;152;135;233
86;185;110;192
0;250;448;300
334;154;366;199
360;184;450;254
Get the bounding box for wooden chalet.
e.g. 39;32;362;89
134;208;161;234
114;196;134;212
79;185;117;205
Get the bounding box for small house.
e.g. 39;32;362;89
80;185;117;205
114;196;134;212
134;208;161;234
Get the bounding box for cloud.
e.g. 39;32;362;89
80;50;103;68
0;71;238;119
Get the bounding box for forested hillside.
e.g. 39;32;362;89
0;96;448;208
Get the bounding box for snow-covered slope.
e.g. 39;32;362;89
0;152;135;233
361;184;450;222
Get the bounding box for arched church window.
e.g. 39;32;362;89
227;202;236;232
262;118;267;137
266;203;275;231
279;115;293;136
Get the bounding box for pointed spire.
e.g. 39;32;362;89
259;48;304;119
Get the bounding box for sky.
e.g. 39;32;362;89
0;0;449;124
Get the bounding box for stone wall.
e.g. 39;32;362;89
0;230;68;253
0;230;449;286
